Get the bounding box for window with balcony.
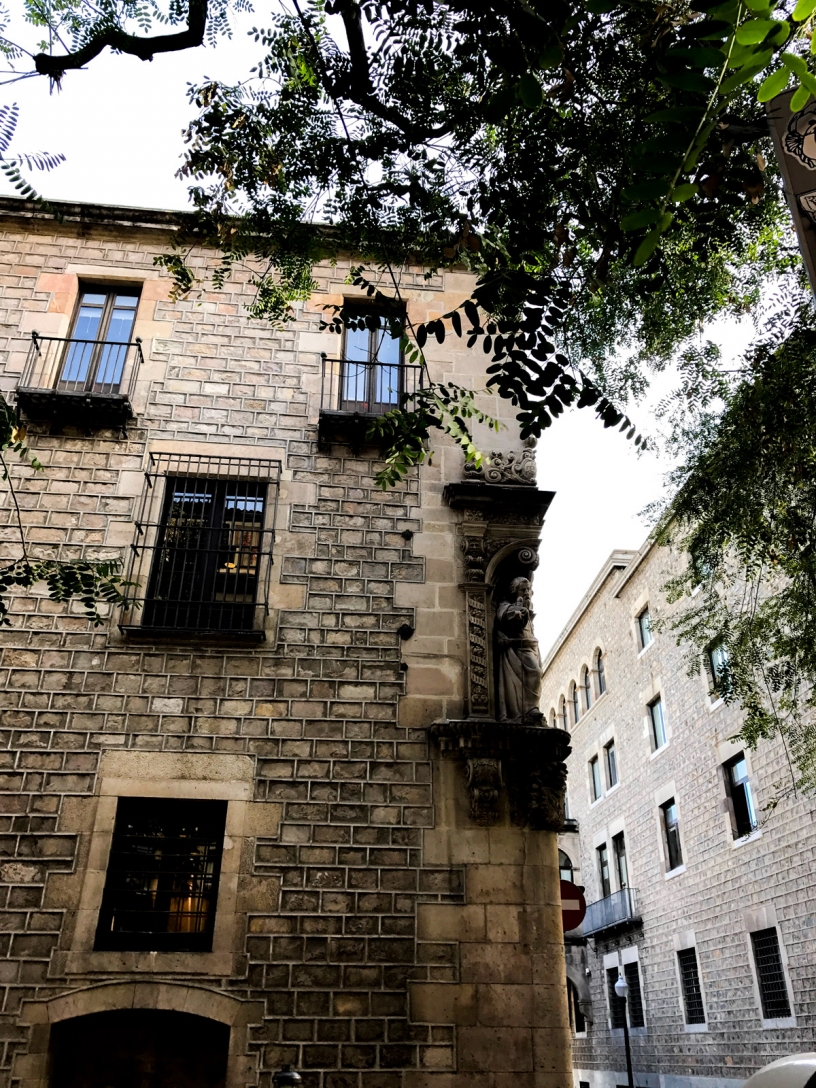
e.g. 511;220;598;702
120;453;281;641
94;797;227;952
605;740;618;787
751;928;792;1020
613;831;628;889
661;798;683;871
637;607;653;650
596;648;606;694
649;695;667;750
590;756;603;802
677;948;706;1025
18;285;144;429
597;842;611;898
724;753;758;839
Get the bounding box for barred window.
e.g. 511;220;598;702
677;948;706;1024
624;961;645;1028
751;928;792;1019
95;798;227;952
121;454;281;639
606;968;626;1029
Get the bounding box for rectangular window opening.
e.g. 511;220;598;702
638;608;653;649
724;753;758;839
677;947;706;1025
605;740;618;787
95;797;228;953
613;831;628;890
661;798;683;871
649;696;667;750
590;756;603;802
624;961;645;1028
606;968;626;1030
597;843;611;898
751;928;792;1020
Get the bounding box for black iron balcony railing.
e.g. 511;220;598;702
582;887;641;937
318;355;425;448
16;332;144;429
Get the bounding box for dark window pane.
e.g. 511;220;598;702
677;948;706;1024
597;651;606;693
598;843;611;898
638;609;653;648
558;849;573;883
590;757;602;802
613;832;628;889
751;928;792;1019
624;962;645;1027
725;754;757;839
95;798;227;952
606;968;626;1029
662;799;683;870
60;285;141;393
650;697;667;748
606;741;618;787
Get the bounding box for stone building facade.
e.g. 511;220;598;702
0;198;572;1088
540;542;816;1088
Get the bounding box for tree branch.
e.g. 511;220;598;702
33;0;208;79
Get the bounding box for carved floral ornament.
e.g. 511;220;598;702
463;436;538;486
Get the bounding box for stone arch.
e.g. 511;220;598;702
15;982;263;1088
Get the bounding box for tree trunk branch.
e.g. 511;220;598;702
33;0;208;79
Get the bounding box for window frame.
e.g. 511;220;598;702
597;842;612;898
60;283;142;394
596;648;606;694
612;830;628;890
582;665;592;711
661;798;684;872
707;641;729;701
649;695;668;751
589;755;603;802
750;927;794;1024
571;682;580;725
637;607;654;650
723;753;758;840
559;695;568;731
605;739;619;788
677;947;707;1027
340;308;405;415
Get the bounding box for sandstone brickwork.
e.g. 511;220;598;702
541;543;816;1087
0;199;571;1088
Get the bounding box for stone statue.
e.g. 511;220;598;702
495;576;544;724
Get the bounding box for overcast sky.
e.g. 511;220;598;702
0;13;754;652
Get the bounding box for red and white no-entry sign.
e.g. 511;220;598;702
560;879;586;932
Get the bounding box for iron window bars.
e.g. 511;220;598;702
320;354;424;415
624;962;645;1028
95;797;228;952
751;928;792;1019
120;453;281;640
677;948;706;1024
607;968;627;1029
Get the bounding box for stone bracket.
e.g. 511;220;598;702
431;720;570;830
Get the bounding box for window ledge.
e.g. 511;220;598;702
732;828;762;849
649;742;670;761
637;640;655;660
760;1016;797;1029
683;1023;709;1034
605;781;621;797
708;696;724;713
665;864;686;880
119;625;266;645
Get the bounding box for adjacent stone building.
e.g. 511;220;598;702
0;198;573;1088
541;541;816;1088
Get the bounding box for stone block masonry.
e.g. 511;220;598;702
0;199;572;1088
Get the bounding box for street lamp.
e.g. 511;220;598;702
614;972;635;1088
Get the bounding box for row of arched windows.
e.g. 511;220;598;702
549;648;606;730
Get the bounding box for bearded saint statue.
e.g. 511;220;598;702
495;576;544;725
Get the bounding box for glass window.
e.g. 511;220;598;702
605;740;618;787
597;843;611;898
341;310;403;413
567;979;586;1033
649;696;667;749
95;798;227;952
558;849;574;883
613;831;628;889
549;708;556;728
143;476;267;632
559;696;568;730
724;753;758;839
677;948;706;1024
708;641;729;698
572;683;580;725
624;962;645;1028
59;286;140;393
661;798;683;871
590;756;603;802
597;649;606;694
638;607;653;649
606;968;626;1029
582;666;592;710
751;928;792;1019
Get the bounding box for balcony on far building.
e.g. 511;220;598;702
582;887;641;937
16;331;143;430
318;354;424;448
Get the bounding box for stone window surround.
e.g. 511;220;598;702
63;751;278;976
743;905;797;1029
632;591;654;657
654;779;686;880
602;947;647;1036
641;677;669;757
715;738;763;850
672;930;709;1033
14;980;263;1088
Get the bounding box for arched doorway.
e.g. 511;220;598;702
49;1010;229;1088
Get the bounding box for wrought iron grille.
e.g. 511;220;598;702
606;968;626;1029
320;355;424;415
120;453;281;637
624;962;645;1027
20;332;144;399
583;887;640;937
677;948;706;1024
95;798;227;952
751;928;792;1019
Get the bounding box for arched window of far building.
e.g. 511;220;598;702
549;708;557;728
559;849;574;882
559;695;568;730
596;648;606;694
582;666;592;710
571;682;580;725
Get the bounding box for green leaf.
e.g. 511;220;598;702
793;0;816;20
744;0;772;11
519;72;543;108
659;70;716;92
621;208;661;231
791;83;811;109
633;227;663;266
758;66;791;100
671;183;699;202
623;179;672;201
664;46;726;67
704;0;741;19
735;18;779;44
719;65;767;93
782;51;808;77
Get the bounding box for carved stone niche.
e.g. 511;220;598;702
434;478;568;829
430;719;570;830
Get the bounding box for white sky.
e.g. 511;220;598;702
0;12;756;652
